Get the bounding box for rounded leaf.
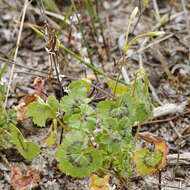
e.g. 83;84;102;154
55;130;103;178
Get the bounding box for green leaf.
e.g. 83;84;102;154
100;117;118;130
130;7;138;20
96;101;116;120
26;96;58;127
44;129;57;147
47;96;60;113
80;104;94;115
60;95;78;113
156;14;169;28
68;104;96;132
10;125;40;160
95;133;122;153
60;94;90;114
0;130;13;149
69;79;90;93
44;119;58;147
55;130;103;178
106;81;130;97
68;114;96;133
121;71;153;125
95;130;132;154
111;150;134;178
0;102;17;148
110;106;128;119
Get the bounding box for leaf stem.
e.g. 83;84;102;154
133;123;141;146
28;24;129;86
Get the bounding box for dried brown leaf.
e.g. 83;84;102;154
10;164;40;190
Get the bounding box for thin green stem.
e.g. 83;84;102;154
29;24;130;86
71;0;99;81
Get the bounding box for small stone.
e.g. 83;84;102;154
175;168;186;178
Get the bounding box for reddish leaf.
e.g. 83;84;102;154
16;94;37;121
10;164;40;190
24;94;37;105
139;132;163;144
139;132;169;155
16;77;46;121
34;77;46;99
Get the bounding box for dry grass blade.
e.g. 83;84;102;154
4;0;29;108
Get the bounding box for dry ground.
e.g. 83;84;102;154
0;0;190;189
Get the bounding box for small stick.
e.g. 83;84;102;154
132;109;190;127
152;0;160;21
137;33;174;53
0;57;48;75
172;143;181;179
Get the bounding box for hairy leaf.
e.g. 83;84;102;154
10;125;40;160
68;104;96;132
55;130;103;178
96;101;116;120
69;79;90;93
0;103;16;148
26;96;59;127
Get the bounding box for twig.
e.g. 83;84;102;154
95;0;109;63
131;0;142;34
172;142;181;179
138;53;143;70
181;0;190;37
31;7;71;25
71;0;99;82
0;57;48;75
156;47;174;82
167;153;190;165
150;182;182;189
158;170;162;190
169;121;181;139
14;71;47;78
181;0;190;61
138;53;163;105
152;0;160;21
4;0;29;108
121;66;130;83
153;101;187;118
27;23;130;86
133;109;190;127
149;82;163;105
137;33;174;53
